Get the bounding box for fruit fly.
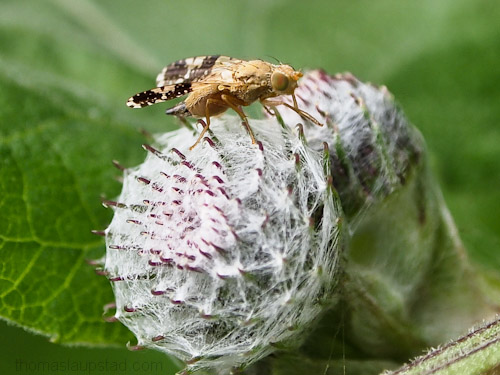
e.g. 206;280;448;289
127;55;322;149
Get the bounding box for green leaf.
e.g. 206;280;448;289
0;69;138;345
0;0;170;345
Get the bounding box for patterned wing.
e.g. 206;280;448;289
127;82;192;108
155;55;241;87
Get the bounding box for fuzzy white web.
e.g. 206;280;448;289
105;115;344;374
274;71;423;228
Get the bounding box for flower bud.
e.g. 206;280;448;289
104;112;345;373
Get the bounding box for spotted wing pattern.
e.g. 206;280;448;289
127;56;246;109
126;82;192;108
156;55;231;86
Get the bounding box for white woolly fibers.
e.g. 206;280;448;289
275;71;423;226
105;114;344;373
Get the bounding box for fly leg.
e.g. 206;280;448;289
261;93;324;127
189;119;210;150
262;104;276;117
189;98;228;150
221;94;257;144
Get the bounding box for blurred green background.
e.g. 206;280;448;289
0;0;498;374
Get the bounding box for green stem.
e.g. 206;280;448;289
383;316;500;375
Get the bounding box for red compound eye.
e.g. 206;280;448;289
271;71;289;91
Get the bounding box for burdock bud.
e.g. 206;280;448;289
104;112;345;373
274;70;423;221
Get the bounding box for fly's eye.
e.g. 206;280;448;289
271;72;289;91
